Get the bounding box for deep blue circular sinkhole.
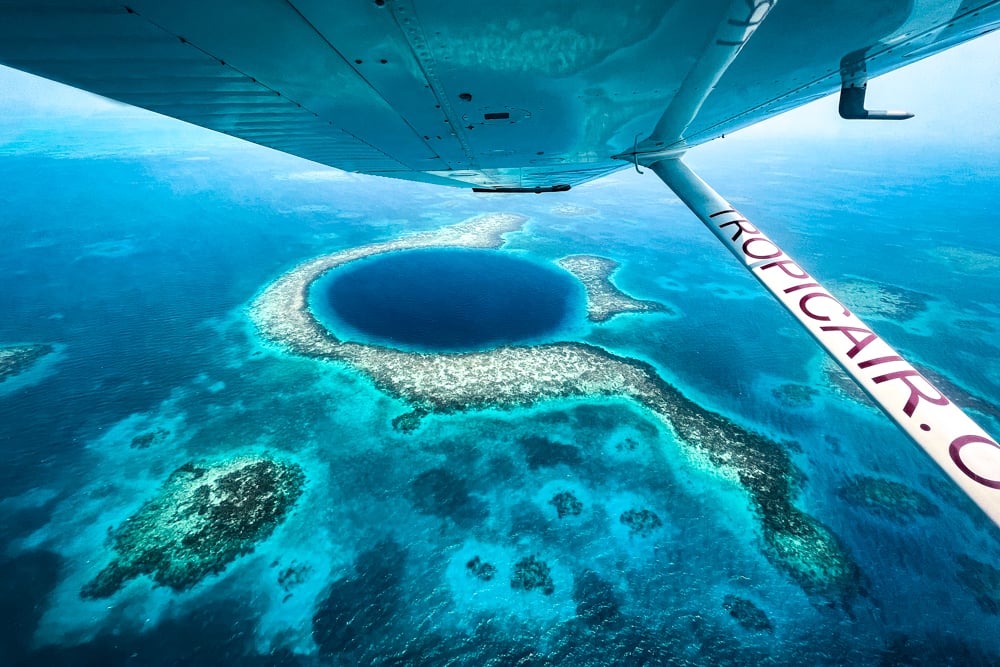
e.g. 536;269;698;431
313;248;582;352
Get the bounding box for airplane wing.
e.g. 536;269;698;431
1;0;999;190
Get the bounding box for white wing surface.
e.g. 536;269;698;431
1;1;998;189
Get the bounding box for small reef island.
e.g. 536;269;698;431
249;213;862;601
82;455;304;598
557;255;667;323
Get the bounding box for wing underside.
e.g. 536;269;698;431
1;0;999;189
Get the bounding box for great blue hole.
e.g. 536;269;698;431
312;248;583;352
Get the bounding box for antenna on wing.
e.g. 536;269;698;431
631;135;644;174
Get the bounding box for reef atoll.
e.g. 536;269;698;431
0;343;53;383
556;255;667;322
81;455;304;598
248;213;862;602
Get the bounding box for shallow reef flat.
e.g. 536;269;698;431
957;554;1000;614
249;213;861;602
824;356;1000;425
837;475;940;522
557;255;667;322
81;455;304;598
830;277;930;321
0;343;53;383
927;245;1000;274
550;203;598;217
822;357;874;406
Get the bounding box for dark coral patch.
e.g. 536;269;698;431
835;278;931;321
761;506;861;599
549;491;583;518
391;408;428;433
313;540;407;660
615;437;640;453
81;456;304;598
771;383;818;407
511;555;554;595
823;361;874;406
957;554;1000;615
837;475;940;521
573;570;621;628
620;508;662;537
277;561;313;593
520;436;582;470
879;632;1000;665
466;556;497;581
917;365;1000;425
954;318;995;332
409;468;488;528
723;595;773;632
130;428;169;450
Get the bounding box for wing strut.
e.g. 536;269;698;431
650;157;1000;528
616;0;779;164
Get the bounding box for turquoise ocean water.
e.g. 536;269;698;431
2;104;1000;665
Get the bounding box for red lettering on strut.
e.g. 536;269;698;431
799;292;851;322
718;218;759;241
784;282;820;293
950;435;1000;489
760;259;811;281
742;237;782;260
820;325;878;358
871;369;949;416
857;355;903;369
